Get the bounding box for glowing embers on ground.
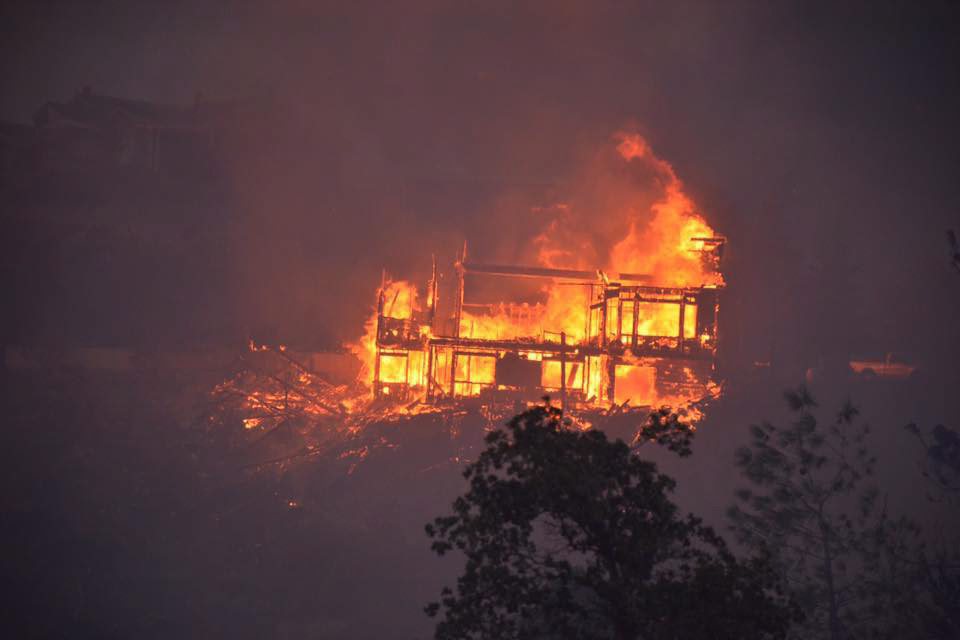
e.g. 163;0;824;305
210;341;449;472
213;341;359;431
210;342;708;475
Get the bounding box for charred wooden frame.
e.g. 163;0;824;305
371;238;725;410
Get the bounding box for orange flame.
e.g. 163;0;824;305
350;279;421;388
459;132;720;358
354;132;722;410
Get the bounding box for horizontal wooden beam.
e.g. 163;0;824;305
462;262;652;283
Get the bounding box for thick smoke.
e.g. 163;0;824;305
528;132;720;285
4;1;956;368
3;4;960;639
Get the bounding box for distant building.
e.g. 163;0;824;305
1;89;247;350
30;87;238;174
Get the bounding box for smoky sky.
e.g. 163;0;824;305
2;0;959;367
2;6;959;637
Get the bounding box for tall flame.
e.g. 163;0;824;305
351;279;420;388
459;131;721;343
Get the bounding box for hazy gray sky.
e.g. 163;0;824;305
3;0;958;363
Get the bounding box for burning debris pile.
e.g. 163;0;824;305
209;342;436;470
212;132;725;466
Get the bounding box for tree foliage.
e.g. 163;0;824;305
426;403;797;640
906;422;960;500
728;387;924;640
904;422;960;638
633;405;696;457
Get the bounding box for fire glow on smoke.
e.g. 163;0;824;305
215;131;723;452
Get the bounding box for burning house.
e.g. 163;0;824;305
366;236;724;414
342;132;731;420
213;132;729;437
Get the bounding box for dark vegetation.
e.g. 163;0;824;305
427;393;960;640
426;403;797;640
2;364;957;639
729;389;959;639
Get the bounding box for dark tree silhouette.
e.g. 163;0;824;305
904;422;960;638
906;422;960;499
728;387;925;640
426;403;797;640
632;405;696;457
947;229;960;274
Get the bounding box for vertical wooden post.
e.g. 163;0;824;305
678;292;686;355
425;345;434;402
560;332;567;412
373;287;385;398
599;286;608;348
606;357;617;406
713;296;721;351
450;243;466;398
586;284;594;342
453;245;465;338
616;297;624;342
450;352;458;398
428;254;438;328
